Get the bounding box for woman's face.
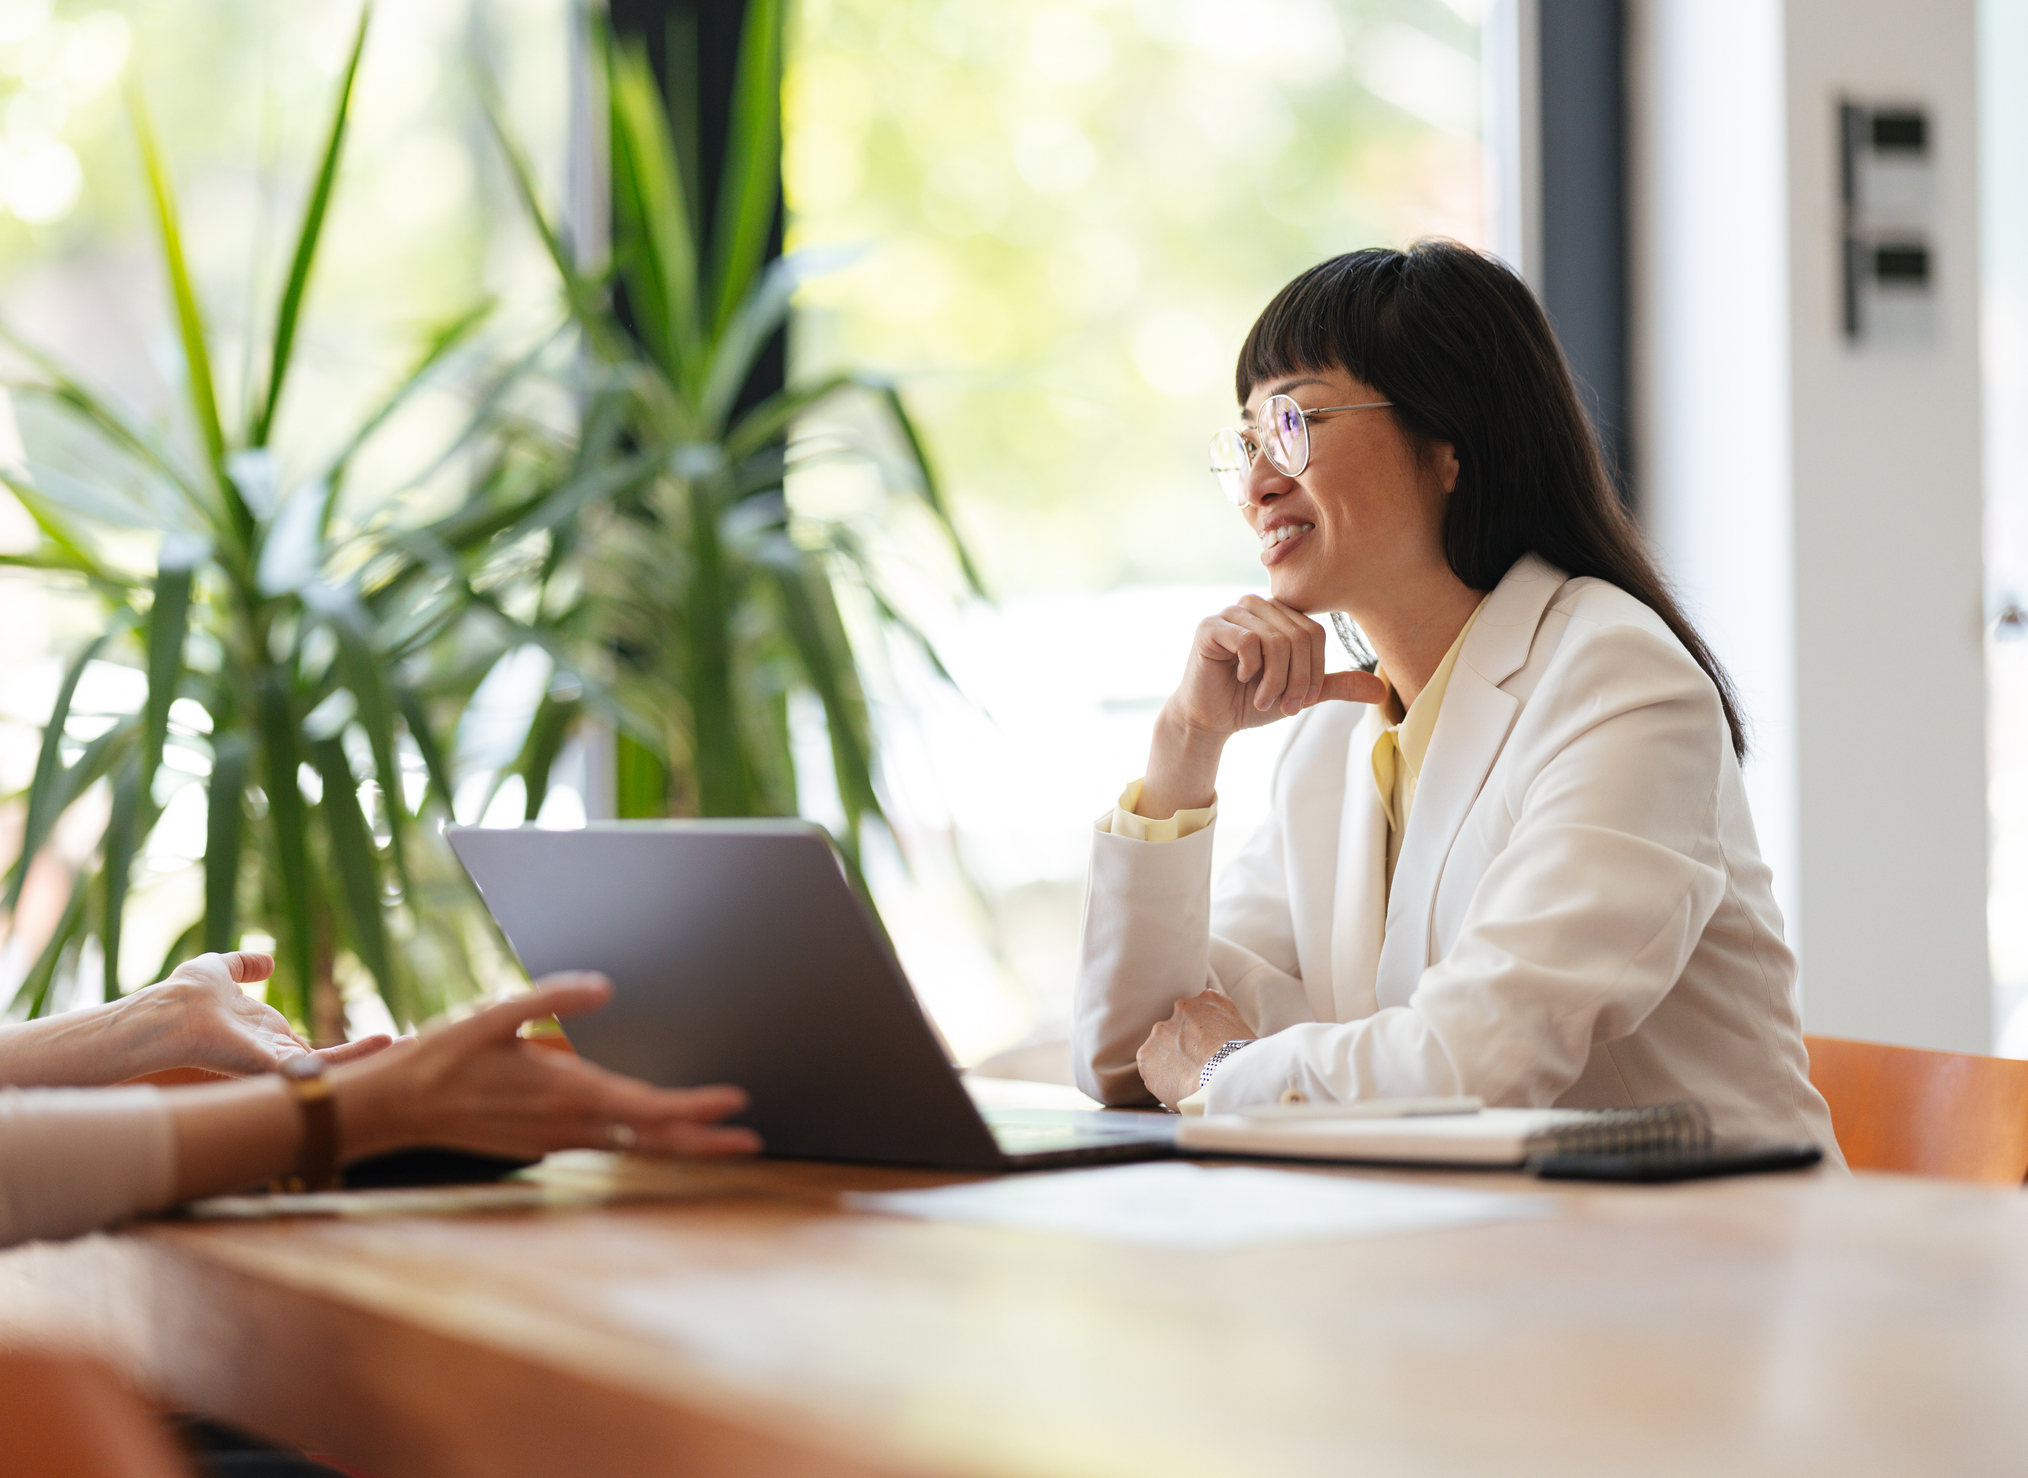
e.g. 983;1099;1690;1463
1236;366;1457;616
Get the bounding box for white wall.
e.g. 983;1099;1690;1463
1630;0;1989;1051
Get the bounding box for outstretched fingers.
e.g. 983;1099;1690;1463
448;975;616;1050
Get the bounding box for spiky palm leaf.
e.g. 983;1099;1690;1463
0;5;526;1034
482;1;981;876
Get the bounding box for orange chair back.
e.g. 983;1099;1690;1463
0;1349;192;1478
1804;1033;2028;1184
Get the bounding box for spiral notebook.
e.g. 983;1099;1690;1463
1176;1101;1823;1180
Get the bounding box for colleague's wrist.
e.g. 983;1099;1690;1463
113;984;195;1075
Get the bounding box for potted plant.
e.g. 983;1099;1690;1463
0;6;544;1039
479;0;982;882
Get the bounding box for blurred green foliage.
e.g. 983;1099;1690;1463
785;0;1485;596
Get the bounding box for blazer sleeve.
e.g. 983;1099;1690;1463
0;1086;178;1249
1072;743;1322;1107
1204;621;1732;1112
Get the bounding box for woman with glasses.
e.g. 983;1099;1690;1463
1072;241;1838;1157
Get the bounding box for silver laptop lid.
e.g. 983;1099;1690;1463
447;821;1005;1169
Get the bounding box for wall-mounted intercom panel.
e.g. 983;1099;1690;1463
1840;102;1935;344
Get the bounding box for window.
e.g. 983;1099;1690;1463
786;0;1488;1063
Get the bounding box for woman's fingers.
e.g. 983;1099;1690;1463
1226;597;1329;715
1221;602;1294;711
635;1121;764;1156
444;976;616;1051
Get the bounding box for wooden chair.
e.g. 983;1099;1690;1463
0;1348;193;1478
1804;1034;2028;1184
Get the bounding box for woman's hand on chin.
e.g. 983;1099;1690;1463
1135;988;1257;1109
1172;595;1387;734
1137;596;1388;820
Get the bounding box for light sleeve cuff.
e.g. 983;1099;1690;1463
0;1085;176;1248
1095;778;1217;844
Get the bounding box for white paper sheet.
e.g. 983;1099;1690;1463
844;1162;1555;1251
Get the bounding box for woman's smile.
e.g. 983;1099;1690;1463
1258;518;1316;565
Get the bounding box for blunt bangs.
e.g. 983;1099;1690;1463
1228;239;1750;761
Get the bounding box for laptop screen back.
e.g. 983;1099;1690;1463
448;821;1002;1169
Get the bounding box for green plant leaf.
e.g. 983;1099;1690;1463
764;549;882;837
609;35;701;388
395;685;456;816
16;460;171;532
253;4;369;447
128;83;238;536
203;731;249;952
152;916;204;986
513;691;580;821
324;299;491;488
867;380;986;597
5;627;122;914
310;736;399;1017
99;752;144;1000
256;480;332;596
9;870;90;1019
141;563;193;784
614;729;668;818
699;253;803;434
312;587;407;870
722;371;851;462
257;668;315;1025
708;0;783;339
0;328;210;499
0;485;137;594
476;78;613;351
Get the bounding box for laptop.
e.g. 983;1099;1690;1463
446;821;1175;1172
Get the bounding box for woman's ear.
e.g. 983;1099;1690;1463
1430;441;1460;496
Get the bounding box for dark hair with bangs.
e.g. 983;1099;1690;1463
1237;240;1746;760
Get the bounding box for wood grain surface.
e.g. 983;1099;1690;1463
4;1155;2026;1478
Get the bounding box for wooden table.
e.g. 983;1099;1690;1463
4;1148;2027;1478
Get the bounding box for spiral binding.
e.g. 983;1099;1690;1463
1525;1102;1714;1161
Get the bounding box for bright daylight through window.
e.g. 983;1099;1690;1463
784;0;1487;1066
0;0;1492;1066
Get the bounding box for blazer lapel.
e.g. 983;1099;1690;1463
1327;705;1388;1023
1373;556;1565;1004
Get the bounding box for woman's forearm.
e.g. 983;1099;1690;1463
166;1078;302;1200
1137;705;1229;820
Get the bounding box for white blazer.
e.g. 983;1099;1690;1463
1073;554;1841;1156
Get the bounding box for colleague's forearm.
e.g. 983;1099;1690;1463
0;1000;161;1087
1138;706;1229;820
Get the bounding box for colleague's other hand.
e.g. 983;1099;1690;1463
333;973;762;1163
1171;595;1389;732
127;952;391;1080
1136;988;1258;1109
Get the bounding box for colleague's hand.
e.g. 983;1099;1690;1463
333;973;763;1164
123;952;389;1079
1135;988;1258;1110
1136;598;1389;820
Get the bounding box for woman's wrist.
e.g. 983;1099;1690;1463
1138;705;1229;819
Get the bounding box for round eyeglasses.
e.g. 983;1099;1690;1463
1208;393;1393;505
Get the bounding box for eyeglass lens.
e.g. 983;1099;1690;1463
1208;393;1310;505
